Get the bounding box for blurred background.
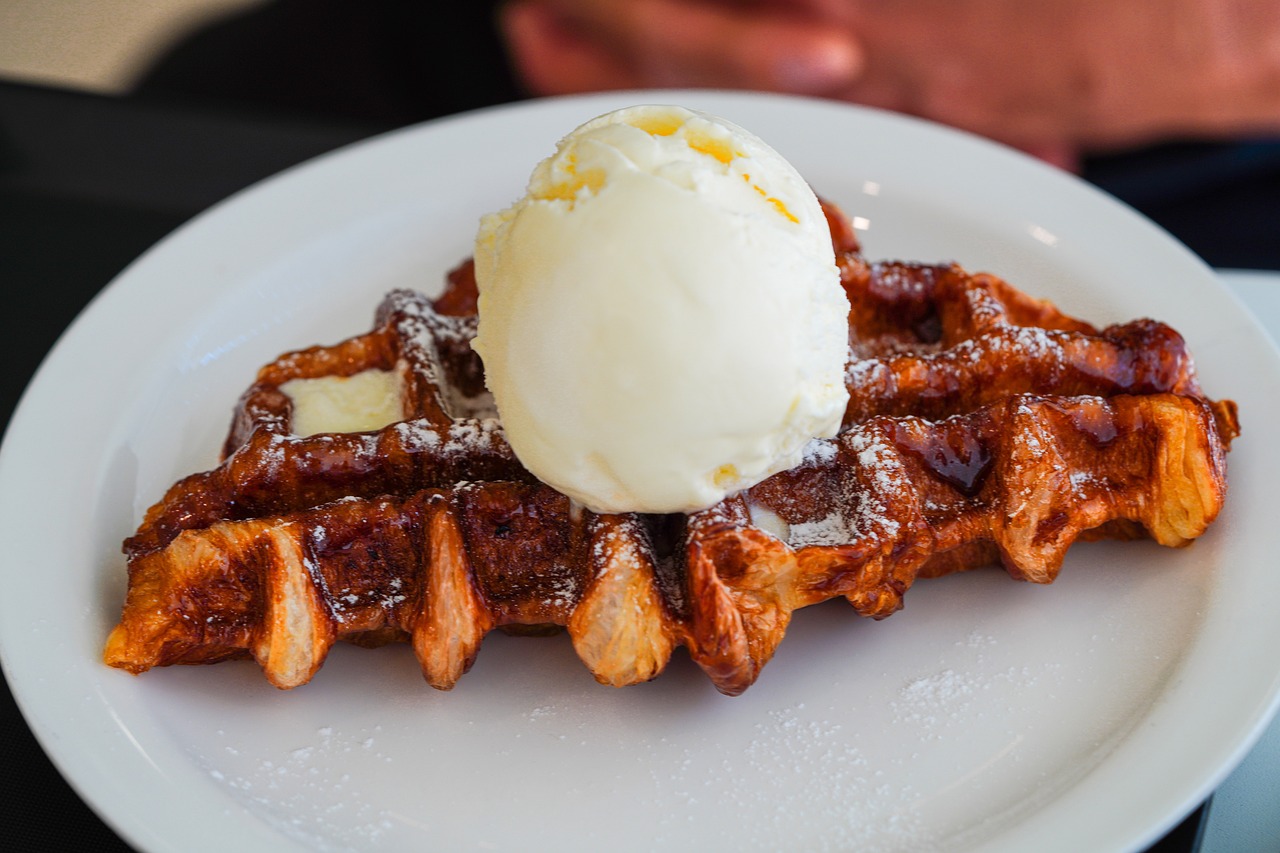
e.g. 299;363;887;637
0;4;1275;851
0;0;265;94
3;0;1277;273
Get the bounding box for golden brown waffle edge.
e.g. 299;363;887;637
105;201;1238;696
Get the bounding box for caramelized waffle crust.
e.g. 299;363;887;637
105;203;1238;696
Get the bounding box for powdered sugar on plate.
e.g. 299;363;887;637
194;725;395;852
641;703;939;852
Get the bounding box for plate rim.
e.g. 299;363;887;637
2;89;1277;853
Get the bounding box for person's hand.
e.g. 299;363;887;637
804;0;1280;157
500;0;863;97
502;0;1280;170
499;0;1080;165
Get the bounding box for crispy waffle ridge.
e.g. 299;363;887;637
105;204;1239;696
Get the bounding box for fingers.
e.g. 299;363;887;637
502;0;863;96
620;0;864;93
501;2;643;96
1009;141;1082;173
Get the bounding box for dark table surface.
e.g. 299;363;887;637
0;80;1227;851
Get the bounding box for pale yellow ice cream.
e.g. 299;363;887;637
472;105;849;514
281;369;404;437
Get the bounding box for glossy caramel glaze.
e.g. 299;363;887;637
126;290;526;558
106;392;1230;695
106;200;1238;696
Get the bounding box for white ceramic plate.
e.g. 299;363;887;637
2;92;1278;853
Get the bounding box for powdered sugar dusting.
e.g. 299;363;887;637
387;416;507;458
254;432;290;478
787;427;908;549
390;419;440;452
325;573;408;616
540;570;581;611
392;292;494;419
443;417;505;455
891;631;1064;743
848;430;905;540
800;437;838;467
844;326;1073;416
870;261;936;303
642;703;937;851
845;356;892;392
789;511;855;548
195;725;394;851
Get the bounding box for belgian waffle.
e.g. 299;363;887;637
105;203;1237;696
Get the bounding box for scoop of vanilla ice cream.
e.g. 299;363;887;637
472;105;849;514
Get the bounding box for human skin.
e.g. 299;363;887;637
499;0;864;96
501;0;1280;166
